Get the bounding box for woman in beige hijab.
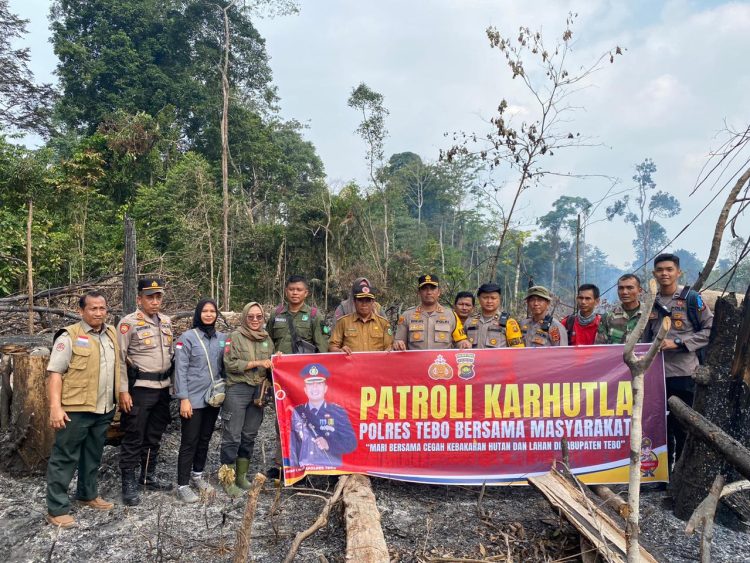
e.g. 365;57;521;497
219;302;274;497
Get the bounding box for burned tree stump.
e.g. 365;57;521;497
671;288;750;521
1;351;55;473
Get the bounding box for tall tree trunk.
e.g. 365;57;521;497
26;199;34;335
575;214;581;293
623;279;671;561
123;215;138;315
439;221;445;274
220;2;235;311
513;243;522;312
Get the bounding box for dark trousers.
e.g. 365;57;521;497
667;376;695;471
47;409;115;516
119;386;172;471
220;383;264;465
177;406;220;485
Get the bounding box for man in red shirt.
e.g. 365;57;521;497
562;284;602;346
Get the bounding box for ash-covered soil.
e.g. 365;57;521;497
2;412;750;563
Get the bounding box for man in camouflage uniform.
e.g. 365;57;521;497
520;286;568;347
393;274;471;351
596;274;644;344
117;278;175;506
266;275;329;355
464;283;524;349
266;274;328;479
329;279;393;353
646;253;713;469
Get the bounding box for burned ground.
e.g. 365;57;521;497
2;412;750;563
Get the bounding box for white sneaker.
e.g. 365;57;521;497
176;485;199;504
190;472;215;495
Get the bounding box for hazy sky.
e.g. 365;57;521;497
9;0;750;268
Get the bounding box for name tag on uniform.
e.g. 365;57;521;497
275;317;287;323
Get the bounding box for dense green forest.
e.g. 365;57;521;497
1;0;748;313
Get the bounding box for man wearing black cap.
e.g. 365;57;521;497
464;283;524;349
520;285;568;347
329;279;393;354
289;363;357;467
393;274;471;351
117;278;175;506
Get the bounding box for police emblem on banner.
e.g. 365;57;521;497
455;352;476;380
428;355;454;380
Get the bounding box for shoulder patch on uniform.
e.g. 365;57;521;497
175;342;183;349
550;326;561;343
322;325;330;335
55;342;65;351
398;316;405;325
120;323;131;334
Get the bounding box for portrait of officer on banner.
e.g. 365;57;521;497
289;363;357;469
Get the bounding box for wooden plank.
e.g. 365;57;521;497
528;469;657;563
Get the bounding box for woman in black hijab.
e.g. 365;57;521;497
174;298;226;503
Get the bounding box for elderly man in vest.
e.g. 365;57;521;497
45;291;120;528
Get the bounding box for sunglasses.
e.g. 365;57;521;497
247;314;264;321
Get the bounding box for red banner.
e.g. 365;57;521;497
272;345;667;485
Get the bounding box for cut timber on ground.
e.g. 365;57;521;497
528;468;658;563
342;474;389;562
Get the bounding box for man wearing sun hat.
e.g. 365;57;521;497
289;363;357;467
393;274;471;351
117;277;175;506
329;279;393;354
520;285;568;347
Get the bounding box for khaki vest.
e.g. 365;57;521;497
60;322;121;412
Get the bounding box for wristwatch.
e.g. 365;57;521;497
674;337;684;348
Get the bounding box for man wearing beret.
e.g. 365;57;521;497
45;291;119;528
117;278;175;506
464;283;524;349
329;280;393;354
520;286;569;347
289;364;357;467
393;274;471;351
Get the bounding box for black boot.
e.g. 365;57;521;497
139;459;173;491
121;468;141;506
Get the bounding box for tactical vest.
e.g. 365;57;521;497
54;322;121;412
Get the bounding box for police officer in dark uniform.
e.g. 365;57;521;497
289;363;357;468
646;254;713;470
117;278;175;506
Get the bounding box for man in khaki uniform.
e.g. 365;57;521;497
117;278;175;506
45;291;119;528
520;286;568;347
393;274;471;351
596;274;644;344
646;253;713;469
329;279;393;354
464;283;524;349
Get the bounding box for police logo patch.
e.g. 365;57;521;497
55;342;65;351
674;320;683;329
428;355;454;380
456;352;476;380
120;323;131;334
549;327;561;343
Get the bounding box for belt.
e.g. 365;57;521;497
137;371;170;382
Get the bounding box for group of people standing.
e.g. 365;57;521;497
43;252;712;528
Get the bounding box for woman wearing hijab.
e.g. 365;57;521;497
219;302;275;497
174;298;226;503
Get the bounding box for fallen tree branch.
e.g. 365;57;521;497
233;473;267;563
0;305;81;321
668;396;750;481
283;475;349;563
720;479;750;498
590;485;630;519
686;474;725;563
342;474;389;563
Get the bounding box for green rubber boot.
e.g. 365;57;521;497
235;458;252;490
219;463;243;498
